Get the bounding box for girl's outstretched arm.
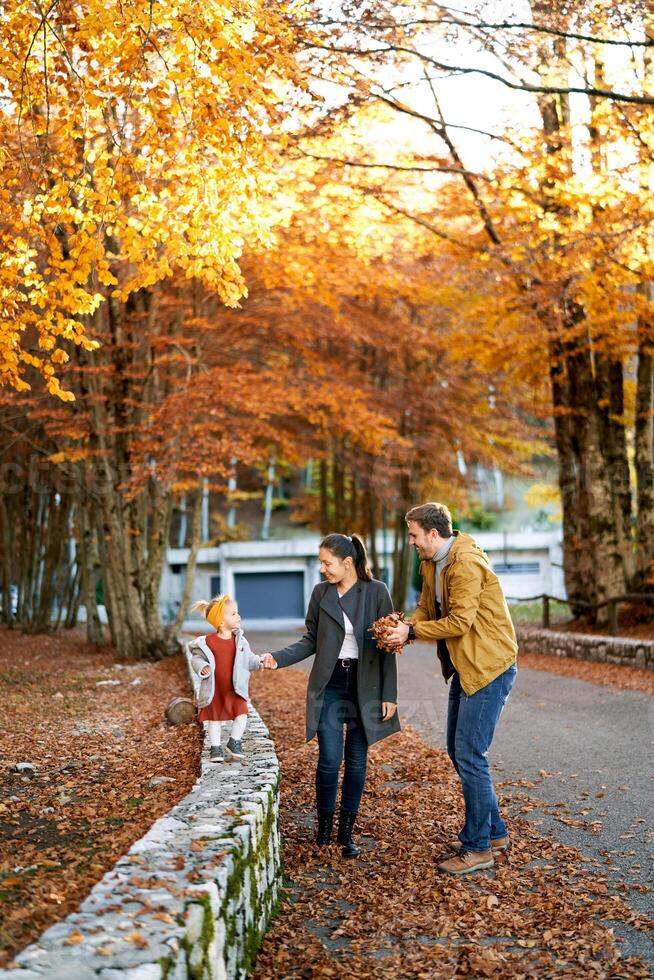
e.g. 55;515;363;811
241;636;262;671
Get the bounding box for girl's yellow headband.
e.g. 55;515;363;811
206;594;232;631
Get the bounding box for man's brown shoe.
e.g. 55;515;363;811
449;836;510;855
438;849;495;875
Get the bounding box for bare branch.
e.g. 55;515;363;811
297;148;549;209
305;40;654;106
370;194;477;252
297;149;481;177
305;12;653;48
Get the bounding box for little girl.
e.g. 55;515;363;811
188;594;262;763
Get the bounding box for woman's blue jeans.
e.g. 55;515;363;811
316;661;369;813
446;662;517;852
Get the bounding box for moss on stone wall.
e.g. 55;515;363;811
198;784;281;977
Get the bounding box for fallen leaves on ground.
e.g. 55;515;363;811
251;669;652;979
517;652;654;696
0;628;202;967
556;613;654;641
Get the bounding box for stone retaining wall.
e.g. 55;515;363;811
1;654;282;980
516;625;654;670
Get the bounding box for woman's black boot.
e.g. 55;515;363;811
337;809;361;858
316;809;335;845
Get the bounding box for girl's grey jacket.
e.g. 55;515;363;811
188;629;261;710
272;578;400;746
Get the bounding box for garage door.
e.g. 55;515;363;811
234;571;305;619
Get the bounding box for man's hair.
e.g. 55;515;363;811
405;502;453;537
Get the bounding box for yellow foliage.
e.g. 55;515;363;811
524;484;562;521
0;0;304;398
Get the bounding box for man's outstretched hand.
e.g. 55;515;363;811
260;653;278;670
371;613;412;653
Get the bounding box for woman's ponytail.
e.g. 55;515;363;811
191;599;211;617
320;532;372;581
350;533;373;582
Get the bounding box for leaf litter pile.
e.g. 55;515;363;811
251;668;652;979
0;629;202;967
370;613;413;654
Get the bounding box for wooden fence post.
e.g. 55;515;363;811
542;594;550;629
608;600;619;636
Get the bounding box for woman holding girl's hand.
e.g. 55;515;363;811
262;533;400;858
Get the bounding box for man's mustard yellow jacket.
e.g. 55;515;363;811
411;531;518;695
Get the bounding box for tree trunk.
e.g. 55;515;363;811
0;456;79;633
62;562;82;631
567;338;626;617
169;481;204;636
549;338;588;613
0;494;14;625
532;18;626;620
33;491;74;632
332;453;345;529
595;353;634;584
391;507;411;610
365;488;381;579
319;458;329;534
73;293;180;660
634;27;654;586
635;283;654;584
348;473;358;529
78;487;104;644
141;475;176;654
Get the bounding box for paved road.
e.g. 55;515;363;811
249;628;654;965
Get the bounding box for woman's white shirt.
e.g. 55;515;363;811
338;611;359;660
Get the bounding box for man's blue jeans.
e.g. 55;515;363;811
446;663;517;852
316;661;368;813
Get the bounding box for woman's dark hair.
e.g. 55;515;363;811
319;532;373;582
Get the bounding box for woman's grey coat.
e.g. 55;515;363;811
188;629;261;710
272;578;401;745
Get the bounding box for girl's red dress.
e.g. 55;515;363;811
198;633;248;722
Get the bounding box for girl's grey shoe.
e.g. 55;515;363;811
209;745;224;763
225;738;244;760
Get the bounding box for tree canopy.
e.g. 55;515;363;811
1;0;652;650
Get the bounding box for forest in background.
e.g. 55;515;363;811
0;0;652;655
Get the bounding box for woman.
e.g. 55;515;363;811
261;533;400;858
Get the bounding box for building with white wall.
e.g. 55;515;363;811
163;530;565;630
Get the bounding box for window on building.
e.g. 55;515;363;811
493;562;540;575
210;575;221;597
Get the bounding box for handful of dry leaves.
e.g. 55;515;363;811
371;612;412;654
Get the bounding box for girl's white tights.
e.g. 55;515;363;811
207;714;247;747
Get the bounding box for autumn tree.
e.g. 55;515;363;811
3;0;652;640
234;155;543;605
0;0;310;655
290;0;654;617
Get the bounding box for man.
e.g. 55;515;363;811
387;501;518;876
